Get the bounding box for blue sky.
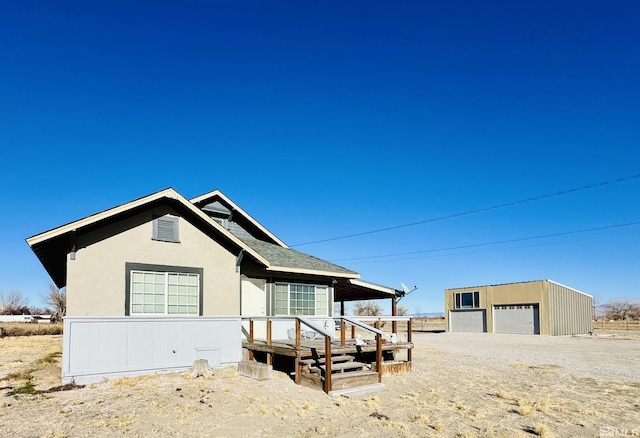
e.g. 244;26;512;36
1;1;638;313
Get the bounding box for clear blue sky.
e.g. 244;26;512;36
1;1;638;313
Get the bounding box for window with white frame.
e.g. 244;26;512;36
274;283;329;316
454;291;480;309
129;270;200;315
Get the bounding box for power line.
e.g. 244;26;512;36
292;172;640;247
345;238;589;265
329;220;640;262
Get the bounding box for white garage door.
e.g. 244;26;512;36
449;310;486;332
493;305;539;334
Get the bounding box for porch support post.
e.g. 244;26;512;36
407;317;413;363
340;300;345;316
391;296;398;334
249;319;255;360
340;320;345;347
375;333;382;383
295;318;301;385
266;318;272;365
324;335;332;393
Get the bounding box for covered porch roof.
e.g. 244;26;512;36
334;278;404;302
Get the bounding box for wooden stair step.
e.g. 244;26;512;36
330;370;377;380
299;355;355;366
318;361;367;372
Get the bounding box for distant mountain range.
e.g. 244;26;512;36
411;312;445;318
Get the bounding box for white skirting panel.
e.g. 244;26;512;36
62;316;242;384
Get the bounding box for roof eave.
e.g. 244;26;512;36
349;278;401;297
265;266;360;279
26;188;180;247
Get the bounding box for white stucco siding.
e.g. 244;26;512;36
66;207;240;316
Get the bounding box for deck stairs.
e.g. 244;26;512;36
298;354;384;395
242;316;412;396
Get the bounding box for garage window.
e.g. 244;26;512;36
455;291;480;309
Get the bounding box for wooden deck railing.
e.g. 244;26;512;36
341;316;413;368
241;316;335;392
241;316;412;393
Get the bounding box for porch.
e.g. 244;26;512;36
242;316;413;395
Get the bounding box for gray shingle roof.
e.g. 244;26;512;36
241;238;357;276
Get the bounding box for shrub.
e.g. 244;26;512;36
0;323;63;337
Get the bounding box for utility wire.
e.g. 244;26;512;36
346;238;589;265
292;172;640;247
329;220;640;262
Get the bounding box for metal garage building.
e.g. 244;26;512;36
444;280;592;335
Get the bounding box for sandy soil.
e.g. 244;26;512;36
1;331;639;438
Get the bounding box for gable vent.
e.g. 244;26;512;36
153;215;179;243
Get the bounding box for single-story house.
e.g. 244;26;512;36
27;188;402;383
444;280;592;335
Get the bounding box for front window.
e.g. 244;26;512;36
274;283;329;316
130;270;200;315
454;291;480;309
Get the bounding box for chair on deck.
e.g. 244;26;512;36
287;328;322;340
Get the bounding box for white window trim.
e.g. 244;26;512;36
130;270;200;316
274;282;330;317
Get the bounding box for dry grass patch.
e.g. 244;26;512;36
517;399;535;417
496;390;572;418
300;426;328;436
0;323;63;337
1;349;63;396
364;395;380;409
577;404;599;417
409;413;444;431
333;396;348;406
535;395;571;414
386;421;407;430
496;389;518;401
453;399;468;410
530;422;551;437
110;374;158;389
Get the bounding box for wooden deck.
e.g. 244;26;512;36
242;338;413;358
241;316;414;394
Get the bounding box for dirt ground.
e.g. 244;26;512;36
1;330;639;438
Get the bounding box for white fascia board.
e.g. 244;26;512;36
349;279;398;296
26;188;180;247
546;280;593;298
190;189;289;249
26;188;270;268
266;265;360;279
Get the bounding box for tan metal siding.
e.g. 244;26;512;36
547;281;593;335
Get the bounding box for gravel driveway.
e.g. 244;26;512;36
416;330;640;383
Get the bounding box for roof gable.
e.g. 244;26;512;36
190;190;288;248
26;188;269;287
